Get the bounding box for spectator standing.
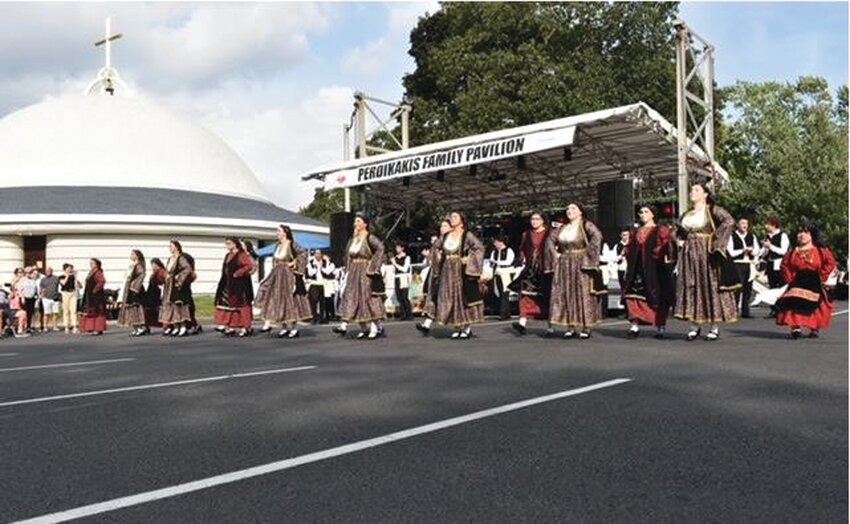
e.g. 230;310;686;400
39;267;61;332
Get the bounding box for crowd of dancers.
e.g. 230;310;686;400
2;182;839;342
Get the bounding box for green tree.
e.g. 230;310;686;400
718;76;849;261
298;187;361;223
403;2;681;145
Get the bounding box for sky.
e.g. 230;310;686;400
0;1;846;212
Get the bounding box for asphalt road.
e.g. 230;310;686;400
0;306;847;523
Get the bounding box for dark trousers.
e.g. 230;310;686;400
395;280;412;320
308;285;325;323
23;298;35;330
766;266;785;289
734;264;753;317
494;281;511;320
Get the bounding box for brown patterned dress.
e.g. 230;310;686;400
546;219;604;329
339;233;386;323
432;230;485;327
674;205;738;324
160;254;193;324
255;242;312;324
117;262;146;326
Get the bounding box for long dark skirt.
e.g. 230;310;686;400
435;257;483;327
339;261;385;323
549;252;601;329
674;236;737;324
255;264;312;324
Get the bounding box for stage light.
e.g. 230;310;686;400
402;177;410;187
517;155;526;169
563;147;572;161
469;165;478;177
436;170;445;182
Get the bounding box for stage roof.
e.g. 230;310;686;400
300;102;728;214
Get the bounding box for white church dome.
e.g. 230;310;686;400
0;95;270;203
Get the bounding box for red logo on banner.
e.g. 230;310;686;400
337;174;346;185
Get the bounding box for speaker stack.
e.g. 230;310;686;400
596;180;635;244
329;212;354;266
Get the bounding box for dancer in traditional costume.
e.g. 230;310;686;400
545;203;606;339
214;237;256;337
623;205;676;339
255;225;312;338
416;212;484;339
160;240;194;337
775;221;837;338
727;217;760;318
511;212;550;335
118;249;148;336
418;219;451;330
674;182;740;341
79;258;107;335
333;215;387;339
144;258;166;331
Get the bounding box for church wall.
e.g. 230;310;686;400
0;236;23;287
46;234;259;295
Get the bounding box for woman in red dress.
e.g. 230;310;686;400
775;221;837;338
80;258;107;335
511;212;550;335
623;205;677;339
214;237;256;337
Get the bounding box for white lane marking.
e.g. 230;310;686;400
832;309;848;316
12;378;631;524
0;353;19;357
0;366;317;408
0;358;135;373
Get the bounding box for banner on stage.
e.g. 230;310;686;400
324;126;576;190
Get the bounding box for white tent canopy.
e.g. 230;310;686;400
300;102;728;213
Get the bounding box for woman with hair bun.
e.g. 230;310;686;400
674;181;739;341
214;236;256;337
333;214;387;340
255;225;312;338
416;211;484;340
545;203;605;339
623;205;676;339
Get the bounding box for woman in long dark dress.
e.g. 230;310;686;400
255;225;312;338
333;214;387;339
775;221;837;339
416;211;484;339
417;219;451;331
118;249;148;336
160;240;194;337
674;182;739;341
545;203;605;339
214;237;256;337
623;205;676;339
144;258;166;332
511;211;550;335
79;258;107;335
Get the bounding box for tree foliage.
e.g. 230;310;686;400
718;76;849;261
403;2;680;145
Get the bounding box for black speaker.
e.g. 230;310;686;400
596;180;634;245
330;212;354;266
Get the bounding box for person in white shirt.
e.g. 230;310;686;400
489;235;515;320
759;216;790;318
727;217;760;318
306;249;336;324
392;242;413;320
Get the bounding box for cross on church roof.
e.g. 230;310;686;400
87;17;128;96
94;17;123;70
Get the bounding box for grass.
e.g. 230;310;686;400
193;294;217;319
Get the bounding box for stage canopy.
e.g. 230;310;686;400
300;102;728;214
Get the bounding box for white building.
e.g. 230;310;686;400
0;93;328;293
